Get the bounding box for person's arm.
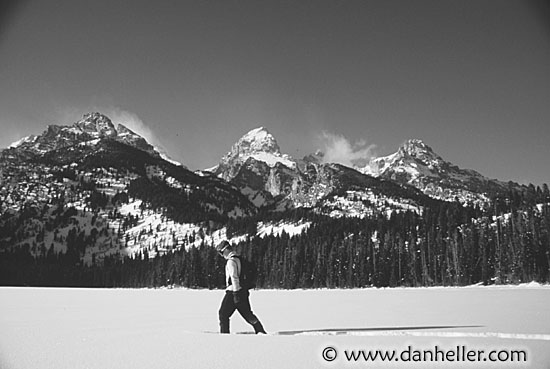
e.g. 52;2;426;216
227;258;241;292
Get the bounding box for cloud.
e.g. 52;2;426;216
318;131;376;167
101;108;158;146
54;105;160;148
54;105;182;165
105;107;187;165
102;107;183;164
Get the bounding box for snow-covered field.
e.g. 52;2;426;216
1;285;549;369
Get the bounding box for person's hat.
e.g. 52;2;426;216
216;240;231;255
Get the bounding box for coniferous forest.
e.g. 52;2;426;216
1;186;549;289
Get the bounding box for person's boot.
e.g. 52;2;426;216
220;320;230;334
253;322;266;334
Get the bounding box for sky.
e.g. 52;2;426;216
0;0;549;185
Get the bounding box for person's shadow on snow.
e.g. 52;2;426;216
271;325;483;335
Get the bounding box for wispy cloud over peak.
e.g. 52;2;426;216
318;131;376;167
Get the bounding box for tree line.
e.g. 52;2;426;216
1;191;549;288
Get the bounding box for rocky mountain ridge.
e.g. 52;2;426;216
8;112;161;159
0;112;529;266
208;128;444;219
358;138;514;204
0;113;256;264
2;113;548;289
209;128;517;210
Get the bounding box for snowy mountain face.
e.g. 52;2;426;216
210;127;300;206
1;113;529;267
359;139;514;206
212;127;297;180
8;112;159;159
74;112;118;137
0;113;256;263
209;130;523;218
208;128;435;215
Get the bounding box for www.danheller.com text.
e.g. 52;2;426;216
320;345;528;364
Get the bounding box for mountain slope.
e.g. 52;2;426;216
2;113;548;289
0;113;256;264
208;128;439;216
359;139;517;205
209;127;300;206
8;112;162;159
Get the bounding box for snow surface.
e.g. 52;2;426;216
158;150;183;167
1;285;549;369
250;152;296;169
239;127;277;153
7;135;37;149
257;220;311;238
110;198;310;258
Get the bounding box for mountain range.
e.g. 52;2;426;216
208;125;516;210
0;112;527;264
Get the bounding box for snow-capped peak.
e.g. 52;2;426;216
233;127;281;156
359;139;445;178
8;135;37;149
398;139;442;164
356;138;508;205
216;126;296;169
3;113;184;167
74;112;117;138
228;127;297;168
210;126;297;182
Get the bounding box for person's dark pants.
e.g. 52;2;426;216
219;289;265;334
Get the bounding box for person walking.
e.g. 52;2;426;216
216;240;266;334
